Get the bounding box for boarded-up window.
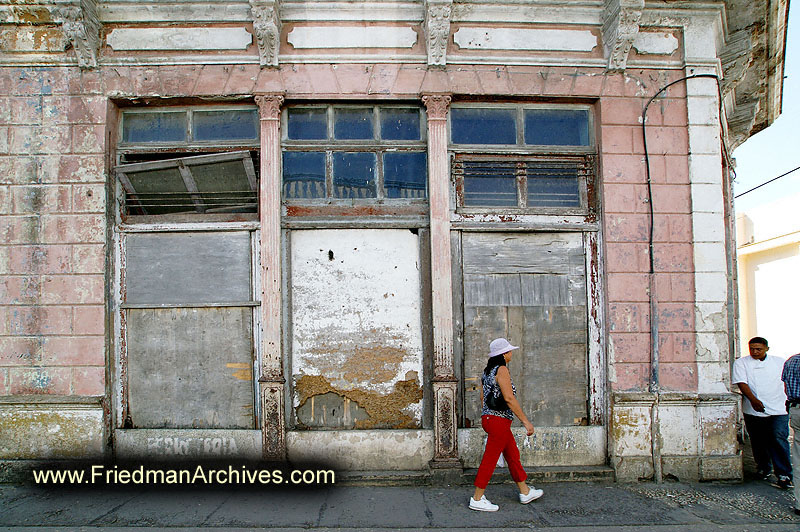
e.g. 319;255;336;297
461;232;589;427
123;232;257;429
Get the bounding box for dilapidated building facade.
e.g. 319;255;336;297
0;0;789;481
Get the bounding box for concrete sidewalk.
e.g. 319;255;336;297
1;474;798;531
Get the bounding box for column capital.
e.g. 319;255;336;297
254;93;285;120
422;94;452;120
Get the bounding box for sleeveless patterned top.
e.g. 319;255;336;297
482;365;515;420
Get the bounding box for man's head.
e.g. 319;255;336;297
748;337;769;360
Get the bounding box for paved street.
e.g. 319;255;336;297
1;467;798;531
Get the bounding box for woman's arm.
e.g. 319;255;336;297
496;366;534;435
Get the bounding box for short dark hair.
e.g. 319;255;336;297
749;336;768;347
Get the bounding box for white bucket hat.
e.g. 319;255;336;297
488;337;518;358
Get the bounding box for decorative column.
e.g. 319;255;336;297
423;94;461;473
255;93;286;461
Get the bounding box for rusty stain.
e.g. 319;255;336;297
226;362;253;381
284;204;426;217
295;373;423;429
12;7;54;24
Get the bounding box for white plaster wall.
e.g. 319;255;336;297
0;406;104;459
287;430;433;470
290;229;424;423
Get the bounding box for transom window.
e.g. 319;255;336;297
450;105;595;212
115;106;260;219
282;105;427;201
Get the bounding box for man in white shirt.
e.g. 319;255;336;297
732;337;793;489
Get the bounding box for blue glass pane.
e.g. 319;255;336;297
334;108;374;140
526;162;581;207
383;152;427;199
381;108;421;140
287;108;327;140
123;112;187;143
193;109;258;141
283;152;326;199
333;152;376;198
450;108;517;145
524;109;590;146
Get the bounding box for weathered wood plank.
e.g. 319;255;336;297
127;307;255;429
462;232;584;274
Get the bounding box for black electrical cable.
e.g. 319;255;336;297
641;73;729;274
734;165;800;198
640;73;731;396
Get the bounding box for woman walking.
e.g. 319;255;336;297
469;338;543;511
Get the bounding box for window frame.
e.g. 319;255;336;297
448;103;596;215
281;103;429;204
118;105;261;151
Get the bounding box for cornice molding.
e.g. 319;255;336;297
424;0;452;67
250;0;281;68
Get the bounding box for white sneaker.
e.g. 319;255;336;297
469;495;499;512
519;486;544;504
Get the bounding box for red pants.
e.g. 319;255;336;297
474;414;527;489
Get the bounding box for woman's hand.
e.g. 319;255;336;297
523;420;535;436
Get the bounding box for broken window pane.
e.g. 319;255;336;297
334;108;374;140
333;152;376;198
283;151;326;199
526;162;581;207
462;161;518;206
524;109;590;146
193;109;258;141
287;108;328;140
381;108;421;140
125;167;191;214
122;112;187;143
451;108;516;145
383;152;427;198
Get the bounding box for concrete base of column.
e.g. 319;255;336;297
429;457;464;485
